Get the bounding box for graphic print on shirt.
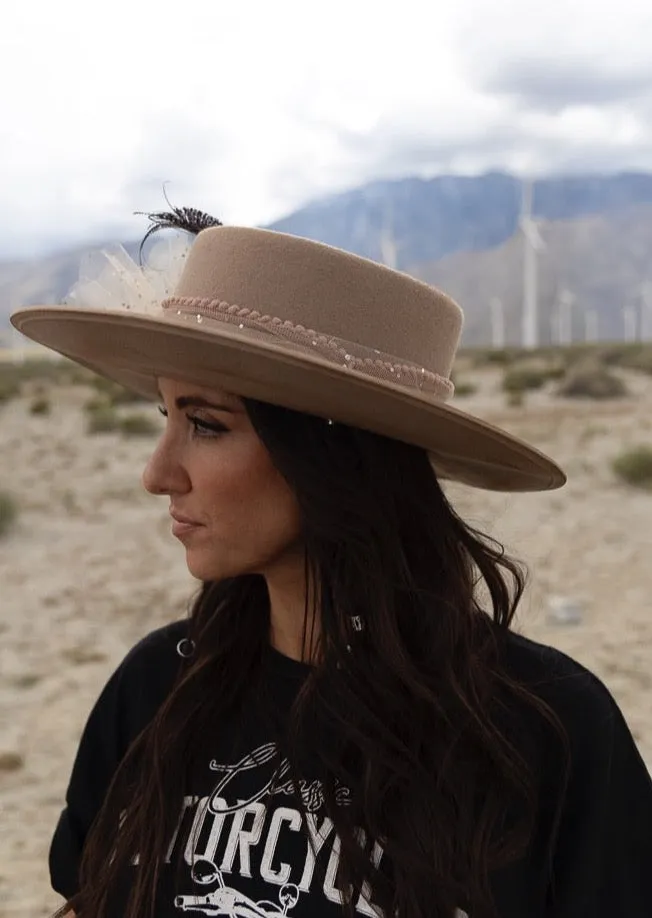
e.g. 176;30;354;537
175;858;300;916
151;740;383;916
132;739;468;917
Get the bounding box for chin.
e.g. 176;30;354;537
184;550;243;584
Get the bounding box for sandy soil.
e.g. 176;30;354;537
1;368;651;918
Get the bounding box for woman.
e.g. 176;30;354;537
12;210;652;918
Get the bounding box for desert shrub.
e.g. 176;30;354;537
542;364;566;381
612;345;652;376
502;367;548;394
557;364;628;400
0;356;71;387
29;396;51;416
453;379;477;397
86;405;120;434
0;492;18;538
91;375;145;406
559;344;604;368
470;347;518;368
506;390;525;408
83;395;111;413
597;343;640;366
119;413;159;437
627;350;652;375
0;379;20;404
0;751;24;772
612;446;652;489
450;372;477;397
68;366;97;386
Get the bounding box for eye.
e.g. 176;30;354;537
187;415;228;438
155;405;226;438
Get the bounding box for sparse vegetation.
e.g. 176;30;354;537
557;363;628;399
0;379;20;404
0;356;72;387
502;366;548;394
542;363;566;381
86;404;159;437
451;372;477;397
86;405;120;434
0;492;18;538
90;375;145;406
470;347;517;367
597;343;652;375
11;674;41;690
62;645;108;665
612;446;652;489
29;396;51;416
83;395;111;413
0;751;25;772
579;423;607;445
119;413;160;437
618;347;652;376
60;489;79;514
506;389;525;407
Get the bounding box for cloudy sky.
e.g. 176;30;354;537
1;0;652;258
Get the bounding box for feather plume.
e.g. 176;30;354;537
135;188;223;259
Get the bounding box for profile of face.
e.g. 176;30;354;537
142;378;303;582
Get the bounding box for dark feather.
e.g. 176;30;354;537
135;188;223;261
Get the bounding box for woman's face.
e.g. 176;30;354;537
142;378;303;582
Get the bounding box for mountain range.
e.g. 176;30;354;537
2;171;652;347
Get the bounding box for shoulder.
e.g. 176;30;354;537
121;618;190;672
116;619;190;715
498;637;652;913
48;620;192;898
498;629;645;777
82;619;191;748
501;629;618;714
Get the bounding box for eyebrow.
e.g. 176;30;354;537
158;392;240;413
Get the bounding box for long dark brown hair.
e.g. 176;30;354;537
54;208;568;917
54;396;569;918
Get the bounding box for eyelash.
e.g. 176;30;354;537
157;406;227;438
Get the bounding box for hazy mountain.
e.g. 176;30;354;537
2;172;652;347
270;170;652;268
411;204;652;345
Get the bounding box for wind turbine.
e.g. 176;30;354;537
490;296;505;349
583;304;599;343
379;200;399;270
640;281;652;340
553;288;575;346
623;300;638;342
519;179;545;350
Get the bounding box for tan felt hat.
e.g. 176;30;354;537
10;224;565;492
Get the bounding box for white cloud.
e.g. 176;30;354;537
0;0;651;256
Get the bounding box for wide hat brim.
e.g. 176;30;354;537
10;304;566;492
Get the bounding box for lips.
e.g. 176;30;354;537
169;510;203;527
169;510;204;540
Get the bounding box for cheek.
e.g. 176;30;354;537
243;484;302;555
191;447;302;574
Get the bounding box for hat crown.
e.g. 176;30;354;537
9;222;565;491
171;227;463;380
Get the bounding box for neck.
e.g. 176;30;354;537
264;551;319;663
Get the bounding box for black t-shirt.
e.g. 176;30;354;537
49;620;652;917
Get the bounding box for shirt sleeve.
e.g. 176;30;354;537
48;622;186;900
547;671;652;917
49;662;128;899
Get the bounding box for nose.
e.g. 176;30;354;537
142;435;191;496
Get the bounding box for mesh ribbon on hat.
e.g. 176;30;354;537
62;240;454;401
161;295;455;401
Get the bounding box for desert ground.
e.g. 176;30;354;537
1;351;651;918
